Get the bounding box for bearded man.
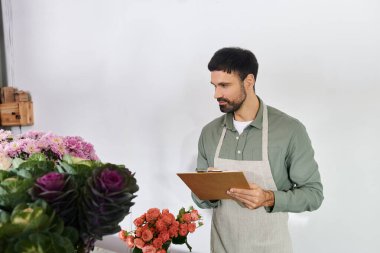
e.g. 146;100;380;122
192;47;324;253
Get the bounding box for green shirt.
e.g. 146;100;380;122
192;97;324;213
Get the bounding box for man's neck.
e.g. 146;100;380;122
233;95;260;122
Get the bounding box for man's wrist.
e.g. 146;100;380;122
263;190;275;207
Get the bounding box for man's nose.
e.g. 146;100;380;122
214;87;222;99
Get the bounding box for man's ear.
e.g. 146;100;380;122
244;74;255;90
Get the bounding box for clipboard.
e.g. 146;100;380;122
177;170;250;200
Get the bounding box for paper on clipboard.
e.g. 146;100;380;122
177;170;250;200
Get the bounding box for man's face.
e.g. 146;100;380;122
210;71;246;113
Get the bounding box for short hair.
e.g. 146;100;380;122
208;47;259;81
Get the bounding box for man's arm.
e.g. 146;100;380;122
228;122;323;213
271;122;323;212
191;129;221;209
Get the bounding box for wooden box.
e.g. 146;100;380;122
0;102;34;126
15;91;31;102
0;87;16;103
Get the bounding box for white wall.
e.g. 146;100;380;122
2;0;380;252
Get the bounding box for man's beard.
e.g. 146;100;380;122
217;85;247;113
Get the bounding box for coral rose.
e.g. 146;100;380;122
142;245;157;253
156;219;167;232
188;223;196;233
162;213;175;225
179;224;188;236
142;229;154;242
159;231;170;243
152;237;164;249
136;227;143;237
157;250;166;253
146;208;161;223
118;230;128;241
168;225;178;237
190;210;199;221
126;236;135;248
179;228;188;237
134;217;144;227
134;238;145;249
182;213;191;223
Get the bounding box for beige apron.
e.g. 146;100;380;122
211;104;292;253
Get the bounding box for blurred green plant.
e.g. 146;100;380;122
0;154;138;253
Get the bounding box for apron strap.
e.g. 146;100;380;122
214;127;227;161
262;104;269;161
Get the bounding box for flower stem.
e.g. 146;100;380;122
185;239;192;252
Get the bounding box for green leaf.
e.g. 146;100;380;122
62;155;102;167
56;162;77;175
0;209;10;223
61;226;79;246
133;247;143;253
177;207;186;220
12;158;25;169
9;231;75;253
29;153;47;161
0;170;11;181
11;160;56;179
162;240;171;250
172;235;186;245
0;178;33;210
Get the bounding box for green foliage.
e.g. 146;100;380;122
81;164;139;240
0;200;77;253
132;248;143;253
10;159;56;179
28;153;48;162
0;177;33;211
11;158;25;170
0;153;138;253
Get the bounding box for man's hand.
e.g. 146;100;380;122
226;183;274;209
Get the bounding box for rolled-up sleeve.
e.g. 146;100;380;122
271;122;324;213
191;129;220;209
192;192;220;209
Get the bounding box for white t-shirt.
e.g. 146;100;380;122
233;118;252;135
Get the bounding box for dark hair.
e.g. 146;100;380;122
208;47;259;81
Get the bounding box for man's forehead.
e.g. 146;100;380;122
210;70;239;83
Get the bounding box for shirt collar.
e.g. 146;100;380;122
223;96;264;130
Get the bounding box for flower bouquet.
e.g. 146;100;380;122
119;207;203;253
0;130;139;253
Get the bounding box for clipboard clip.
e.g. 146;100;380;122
208;169;222;172
196;167;223;173
207;167;223;172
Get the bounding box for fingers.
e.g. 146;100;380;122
229;193;258;209
229;183;260;195
227;184;265;209
227;188;260;198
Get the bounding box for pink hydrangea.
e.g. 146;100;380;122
0;129;12;142
0;130;99;163
64;136;99;160
20;131;45;140
22;139;41;155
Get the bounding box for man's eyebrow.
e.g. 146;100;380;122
210;82;231;86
